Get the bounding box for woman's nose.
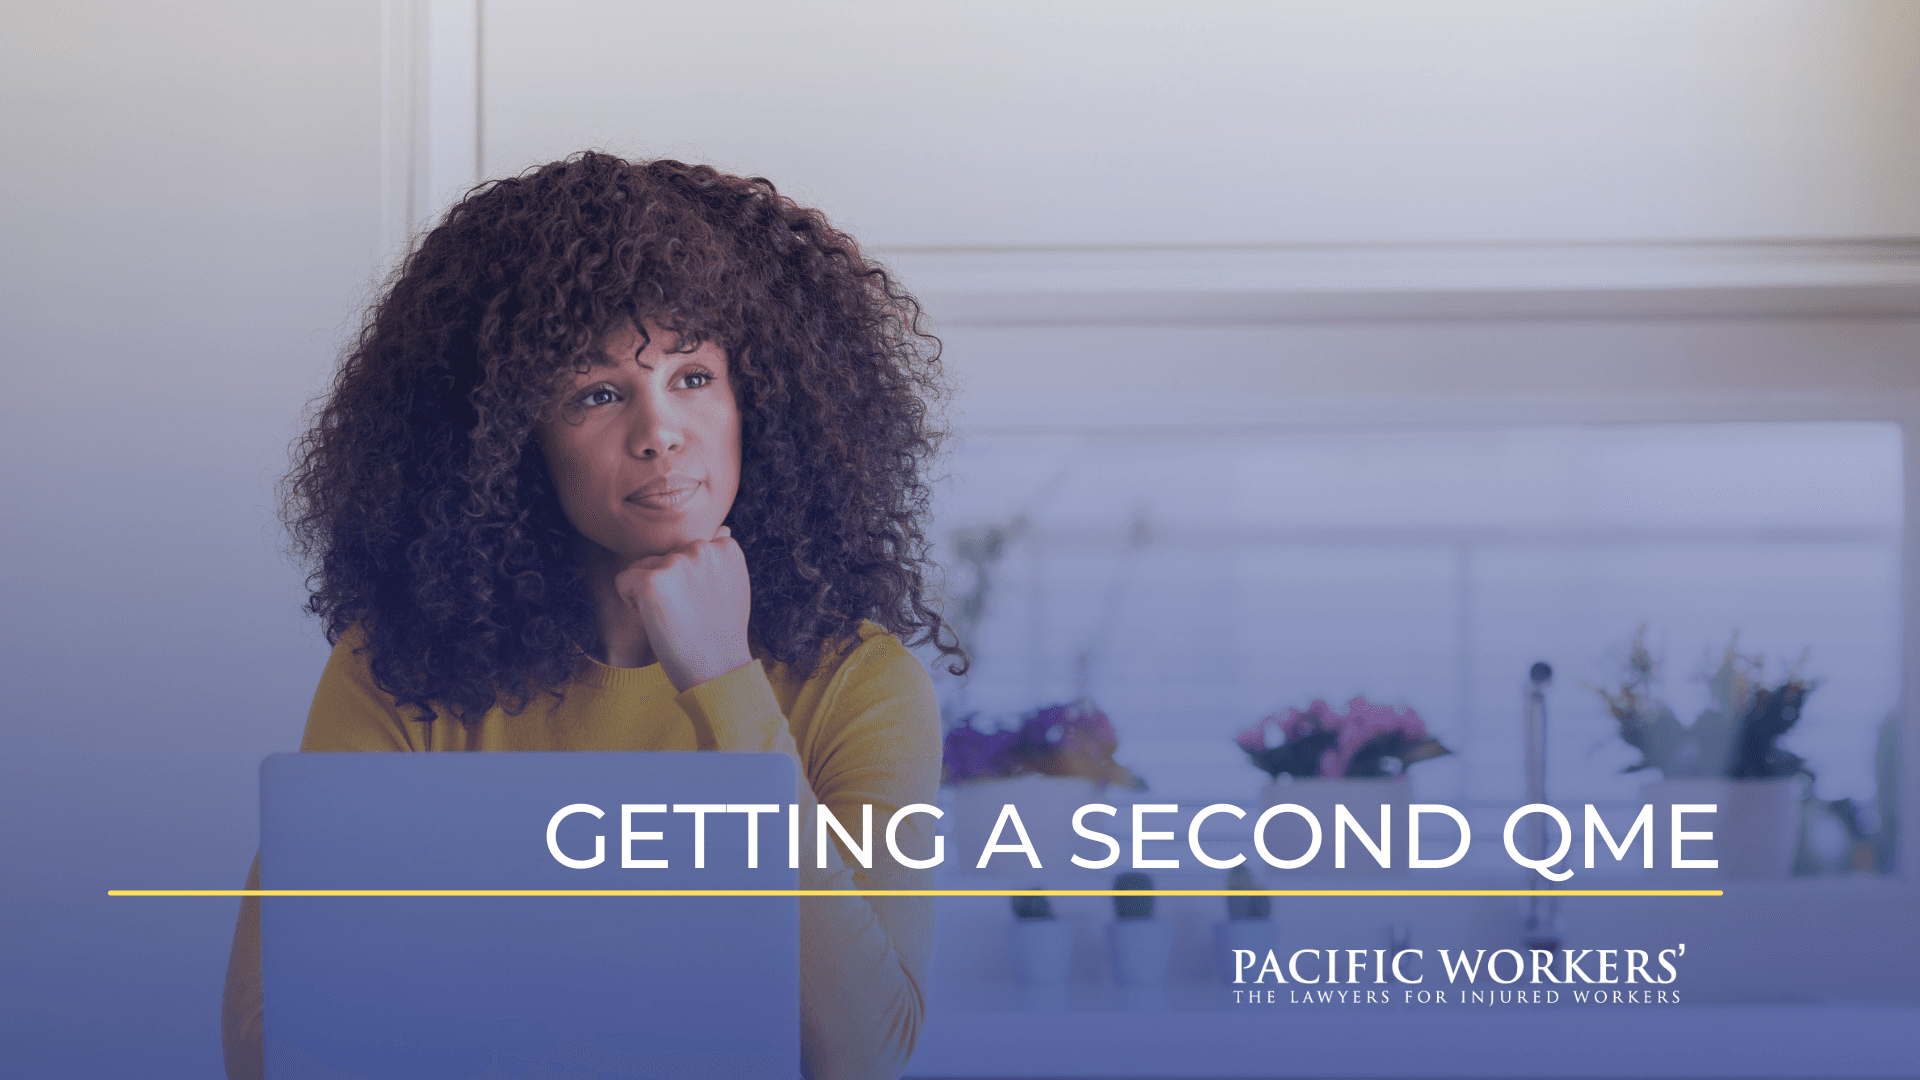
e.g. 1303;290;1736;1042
625;395;685;458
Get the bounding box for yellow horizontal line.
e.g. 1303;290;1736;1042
110;889;1722;898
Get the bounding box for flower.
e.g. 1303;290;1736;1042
1599;627;1816;780
940;719;1022;785
1234;696;1448;779
1318;696;1430;779
943;701;1145;789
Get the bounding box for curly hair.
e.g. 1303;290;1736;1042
283;152;963;722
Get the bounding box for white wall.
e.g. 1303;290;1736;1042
481;0;1920;248
1;2;383;1072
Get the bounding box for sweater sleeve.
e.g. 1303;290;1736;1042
220;854;264;1080
673;638;941;1080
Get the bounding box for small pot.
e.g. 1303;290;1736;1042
1105;918;1173;987
1007;917;1076;987
1213;919;1277;984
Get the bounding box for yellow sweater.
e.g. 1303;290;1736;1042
223;621;941;1080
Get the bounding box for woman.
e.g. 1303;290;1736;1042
223;152;962;1080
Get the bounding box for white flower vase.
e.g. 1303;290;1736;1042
951;775;1104;873
1641;776;1800;879
1258;775;1412;873
1213;919;1277;984
1007;917;1076;987
1106;918;1173;987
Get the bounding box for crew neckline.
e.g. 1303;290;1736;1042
574;652;673;691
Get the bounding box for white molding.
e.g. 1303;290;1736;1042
421;0;479;220
1903;424;1920;883
378;0;481;271
884;240;1920;326
378;0;415;262
947;391;1920;439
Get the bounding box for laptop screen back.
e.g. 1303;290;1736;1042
260;751;800;1080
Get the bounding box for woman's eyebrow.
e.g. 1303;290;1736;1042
582;353;653;373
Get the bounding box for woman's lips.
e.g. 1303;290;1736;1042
624;477;702;511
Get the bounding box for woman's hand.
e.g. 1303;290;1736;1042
613;526;753;692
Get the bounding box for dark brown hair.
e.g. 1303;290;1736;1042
283;152;962;721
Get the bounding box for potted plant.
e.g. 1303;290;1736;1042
1232;697;1449;872
1599;628;1813;878
1006;894;1076;986
945;701;1146;872
1104;871;1172;987
1212;864;1276;983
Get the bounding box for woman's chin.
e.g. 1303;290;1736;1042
621;523;712;559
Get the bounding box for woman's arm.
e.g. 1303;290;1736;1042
220;855;264;1080
675;635;941;1080
617;529;939;1078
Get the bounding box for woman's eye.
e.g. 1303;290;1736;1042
580;386;619;407
678;371;714;389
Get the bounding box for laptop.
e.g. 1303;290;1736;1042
260;751;800;1080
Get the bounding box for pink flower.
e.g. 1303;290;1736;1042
1314;697;1427;778
1237;696;1435;778
1234;714;1284;753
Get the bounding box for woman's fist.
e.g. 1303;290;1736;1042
613;526;753;692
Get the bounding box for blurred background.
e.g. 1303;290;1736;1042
3;2;1917;1076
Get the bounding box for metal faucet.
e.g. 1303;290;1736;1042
1522;661;1562;951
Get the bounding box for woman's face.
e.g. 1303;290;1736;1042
537;322;742;563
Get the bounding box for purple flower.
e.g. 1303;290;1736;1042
945;701;1143;789
1020;702;1117;758
941;720;1023;784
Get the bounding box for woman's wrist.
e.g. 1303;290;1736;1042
661;648;754;694
673;659;786;752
